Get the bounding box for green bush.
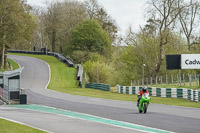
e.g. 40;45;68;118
84;60;112;84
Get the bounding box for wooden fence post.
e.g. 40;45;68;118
171;74;173;84
156;76;158;85
177;74;179;86
195;73;198;86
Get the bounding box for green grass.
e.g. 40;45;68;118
0;59;20;72
9;53;77;89
8;59;20;70
8;53;200;108
0;118;46;133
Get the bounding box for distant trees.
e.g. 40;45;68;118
84;0;118;42
33;0;117;55
67;19;111;62
178;0;200;51
115;0;200;85
3;0;200;86
146;0;183;77
0;0;36;68
40;1;87;52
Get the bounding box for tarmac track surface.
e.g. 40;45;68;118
2;55;200;133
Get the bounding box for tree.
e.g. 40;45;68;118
68;19;111;57
41;1;87;52
83;60;112;84
0;0;36;68
84;0;118;42
178;0;200;50
146;0;183;77
116;25;187;85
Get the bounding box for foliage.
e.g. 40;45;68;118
84;0;118;42
113;29;189;85
67;19;111;57
38;1;87;53
0;0;37;68
83;60;112;84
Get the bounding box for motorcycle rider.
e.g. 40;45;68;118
137;86;149;107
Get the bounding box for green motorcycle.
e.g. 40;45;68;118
138;93;151;113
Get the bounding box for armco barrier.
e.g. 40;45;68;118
117;85;200;102
85;83;110;91
8;50;74;67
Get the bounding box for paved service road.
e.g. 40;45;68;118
5;55;200;133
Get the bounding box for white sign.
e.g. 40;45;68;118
181;54;200;69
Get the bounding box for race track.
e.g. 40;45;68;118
1;55;199;133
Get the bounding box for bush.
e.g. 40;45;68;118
83;60;112;84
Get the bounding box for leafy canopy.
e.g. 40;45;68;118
68;19;111;55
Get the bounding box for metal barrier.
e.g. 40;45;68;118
8;50;74;67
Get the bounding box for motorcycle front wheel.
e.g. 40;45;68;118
144;103;147;113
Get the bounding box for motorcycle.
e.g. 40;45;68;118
138;93;150;113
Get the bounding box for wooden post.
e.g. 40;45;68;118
156;76;157;85
171;74;173;84
146;78;148;86
161;76;162;85
190;74;192;87
177;74;179;86
151;77;152;85
195;73;198;86
183;74;185;86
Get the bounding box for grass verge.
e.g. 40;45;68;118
9;53;200;108
9;53;77;89
8;58;20;70
0;118;46;133
0;59;19;72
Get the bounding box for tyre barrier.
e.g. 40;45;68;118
85;83;110;91
117;85;200;102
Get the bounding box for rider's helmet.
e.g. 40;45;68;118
142;87;147;93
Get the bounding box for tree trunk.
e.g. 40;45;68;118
51;30;56;52
187;38;191;51
1;34;6;69
154;42;163;77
